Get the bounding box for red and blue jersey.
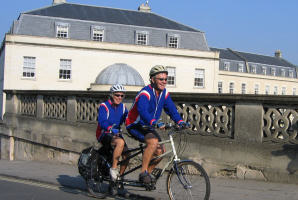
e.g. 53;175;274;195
96;99;128;141
125;84;182;128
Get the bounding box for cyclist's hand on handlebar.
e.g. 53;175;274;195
157;122;166;130
178;121;190;129
110;128;120;136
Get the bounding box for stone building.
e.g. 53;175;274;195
0;0;219;118
212;48;298;95
0;0;297;119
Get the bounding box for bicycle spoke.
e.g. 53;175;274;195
167;161;210;200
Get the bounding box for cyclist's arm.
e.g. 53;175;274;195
120;106;128;125
97;105;113;131
137;94;156;125
164;93;183;124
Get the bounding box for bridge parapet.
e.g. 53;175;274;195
1;90;298;183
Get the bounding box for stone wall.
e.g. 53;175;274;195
0;90;297;184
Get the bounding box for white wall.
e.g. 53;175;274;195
3;35;219;93
0;45;5;119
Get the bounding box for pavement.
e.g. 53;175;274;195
0;159;298;200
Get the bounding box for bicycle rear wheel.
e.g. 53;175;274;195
86;155;108;199
167;161;210;200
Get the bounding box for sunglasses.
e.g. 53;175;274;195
155;78;168;81
114;94;125;98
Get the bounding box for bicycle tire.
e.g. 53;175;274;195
167;161;210;200
86;154;108;199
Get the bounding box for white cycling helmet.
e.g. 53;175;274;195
110;84;126;93
149;65;168;78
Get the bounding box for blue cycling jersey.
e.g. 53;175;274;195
126;84;182;128
96;99;128;141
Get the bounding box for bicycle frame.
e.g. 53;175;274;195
111;127;184;188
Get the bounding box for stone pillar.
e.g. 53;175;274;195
36;95;44;119
9;136;14;161
67;96;77;122
5;93;19;114
234;103;263;143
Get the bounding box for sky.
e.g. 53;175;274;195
0;0;297;65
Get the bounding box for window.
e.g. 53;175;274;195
282;87;286;95
293;88;296;95
59;59;71;80
136;31;148;45
274;86;278;95
194;69;204;87
167;34;179;48
238;63;244;72
254;84;259;94
289;70;294;78
218;82;223;93
56;22;69;38
229;82;234;94
271;68;276;76
241;83;246;94
265;85;270;95
23;57;36;78
166;67;176;86
92;26;104;42
262;67;267;75
223;62;230;71
281;69;286;77
251;65;257;74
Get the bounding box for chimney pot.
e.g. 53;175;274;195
274;50;282;58
138;1;151;13
53;0;66;5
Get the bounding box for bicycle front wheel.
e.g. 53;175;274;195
167;161;210;200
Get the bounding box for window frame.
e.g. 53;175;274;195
274;86;278;95
223;62;230;71
254;84;259;94
281;86;286;95
271;68;276;76
194;68;205;88
262;66;267;75
229;82;234;94
91;26;104;42
135;31;148;45
251;65;257;74
166;66;176;86
59;59;72;80
238;63;244;72
218;81;223;94
55;22;69;38
265;85;270;95
241;83;246;94
22;56;36;79
167;34;179;48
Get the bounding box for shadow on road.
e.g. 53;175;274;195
56;175;155;199
271;144;298;174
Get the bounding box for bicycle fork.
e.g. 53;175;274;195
169;135;192;190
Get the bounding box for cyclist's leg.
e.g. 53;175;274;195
111;136;125;169
148;143;165;173
119;142;130;175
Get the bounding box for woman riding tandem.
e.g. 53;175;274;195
96;84;129;183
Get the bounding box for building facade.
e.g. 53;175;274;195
212;48;298;95
0;0;297;119
0;1;219;118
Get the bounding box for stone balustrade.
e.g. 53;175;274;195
1;90;298;183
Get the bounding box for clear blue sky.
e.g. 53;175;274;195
1;0;297;65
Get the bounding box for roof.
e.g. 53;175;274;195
211;47;297;68
25;3;200;32
95;63;145;86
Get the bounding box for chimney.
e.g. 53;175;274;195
274;50;282;59
138;1;151;13
53;0;66;5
